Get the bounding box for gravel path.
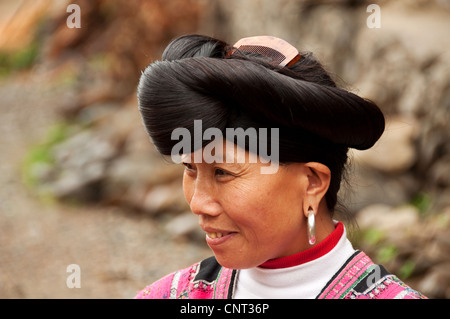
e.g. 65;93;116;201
0;73;211;298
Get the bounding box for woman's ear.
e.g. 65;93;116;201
302;162;331;217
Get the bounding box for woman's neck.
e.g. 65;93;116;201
259;221;344;269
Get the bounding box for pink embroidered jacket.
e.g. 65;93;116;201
134;251;426;299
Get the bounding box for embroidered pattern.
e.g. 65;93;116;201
345;275;427;299
316;251;427;299
213;267;234;299
169;271;181;299
317;251;372;299
135;252;427;299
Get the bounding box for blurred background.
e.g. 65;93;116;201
0;0;449;299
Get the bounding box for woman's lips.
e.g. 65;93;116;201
205;231;237;246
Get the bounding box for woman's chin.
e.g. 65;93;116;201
213;253;263;270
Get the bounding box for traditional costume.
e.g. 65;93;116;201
134;222;426;299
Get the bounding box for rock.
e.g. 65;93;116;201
417;262;450;298
52;130;117;167
49;168;103;202
357;204;391;230
30;128;118;202
352;116;418;174
341;163;417;213
105;152;185;210
397;69;428;116
430;156;450;188
142;183;188;215
28;161;54;184
76;102;123;127
357;204;420;233
108;154;183;187
163;211;203;241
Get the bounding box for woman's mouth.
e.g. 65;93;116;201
205;231;237;245
206;232;227;239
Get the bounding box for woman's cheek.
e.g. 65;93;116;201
182;178;192;203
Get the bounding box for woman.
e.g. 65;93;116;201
134;34;426;299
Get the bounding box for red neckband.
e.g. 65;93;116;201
259;221;344;269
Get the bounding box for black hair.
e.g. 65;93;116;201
137;34;385;214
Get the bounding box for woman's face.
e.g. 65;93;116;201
182;140;310;269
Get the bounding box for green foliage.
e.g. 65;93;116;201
410;192;432;215
399;259;416;279
21;122;73;188
356;227;420;281
376;244;398;264
0;41;40;77
361;228;385;246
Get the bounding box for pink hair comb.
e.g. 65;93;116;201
227;35;301;68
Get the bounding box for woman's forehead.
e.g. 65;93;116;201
181;138;280;174
181;139;251;163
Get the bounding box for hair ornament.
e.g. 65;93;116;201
227;35;301;68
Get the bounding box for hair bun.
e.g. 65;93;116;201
161;34;229;61
137;34;386;211
145;35;384;151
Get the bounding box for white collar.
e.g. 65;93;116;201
233;223;355;299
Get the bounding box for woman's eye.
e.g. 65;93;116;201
182;163;195;171
215;168;232;177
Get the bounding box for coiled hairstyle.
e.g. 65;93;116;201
137;34;385;214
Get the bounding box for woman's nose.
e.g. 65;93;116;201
188;182;221;217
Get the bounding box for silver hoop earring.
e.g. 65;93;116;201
308;209;316;245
